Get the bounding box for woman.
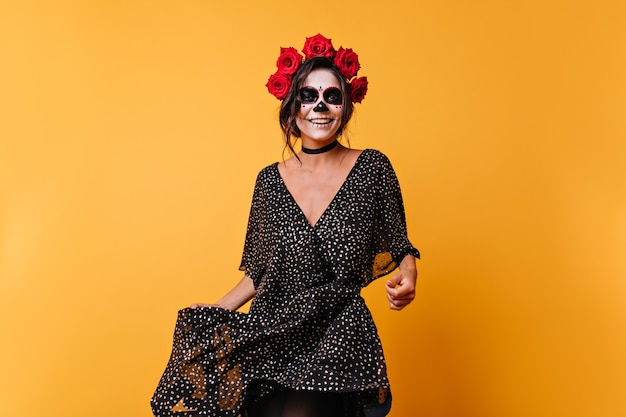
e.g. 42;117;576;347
152;34;419;417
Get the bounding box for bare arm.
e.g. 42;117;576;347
385;255;418;310
191;274;257;311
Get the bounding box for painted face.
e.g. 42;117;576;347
296;69;343;144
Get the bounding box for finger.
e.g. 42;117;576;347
389;301;410;311
389;303;404;311
386;292;414;302
387;292;414;310
388;298;409;310
387;292;409;306
386;273;402;288
386;285;415;299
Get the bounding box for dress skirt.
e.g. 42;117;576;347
151;280;392;417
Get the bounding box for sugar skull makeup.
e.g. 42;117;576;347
295;69;343;143
299;86;344;106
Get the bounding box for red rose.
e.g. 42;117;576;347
266;72;292;100
276;47;302;75
349;76;368;103
334;47;361;79
302;33;335;59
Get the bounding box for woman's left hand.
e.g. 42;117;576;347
385;255;418;310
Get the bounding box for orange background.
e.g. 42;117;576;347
1;1;625;416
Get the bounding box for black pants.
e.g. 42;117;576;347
245;387;361;417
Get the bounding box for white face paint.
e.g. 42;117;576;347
296;69;344;148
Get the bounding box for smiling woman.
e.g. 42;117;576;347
277;55;357;158
151;34;419;417
296;68;344;144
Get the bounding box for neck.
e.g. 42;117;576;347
301;140;339;155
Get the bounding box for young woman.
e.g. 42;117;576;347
152;34;420;417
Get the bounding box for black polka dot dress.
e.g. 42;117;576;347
151;149;420;417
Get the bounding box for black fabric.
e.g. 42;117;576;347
151;149;418;417
244;385;357;417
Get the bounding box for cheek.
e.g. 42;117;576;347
298;104;314;118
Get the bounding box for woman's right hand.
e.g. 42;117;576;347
189;275;257;311
190;303;214;309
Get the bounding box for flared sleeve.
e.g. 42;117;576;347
239;167;272;288
368;151;420;284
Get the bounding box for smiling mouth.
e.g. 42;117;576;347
307;118;335;127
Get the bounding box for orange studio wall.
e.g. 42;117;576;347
1;1;625;417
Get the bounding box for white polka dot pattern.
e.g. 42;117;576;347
151;149;419;417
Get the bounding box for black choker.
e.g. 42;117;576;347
302;140;339;155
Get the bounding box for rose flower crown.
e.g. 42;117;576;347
265;34;368;104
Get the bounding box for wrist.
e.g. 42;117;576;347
399;254;416;269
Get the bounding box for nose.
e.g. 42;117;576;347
313;101;329;112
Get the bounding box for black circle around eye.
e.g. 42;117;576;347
299;88;319;104
324;88;343;105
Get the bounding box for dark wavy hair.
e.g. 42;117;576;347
279;56;355;156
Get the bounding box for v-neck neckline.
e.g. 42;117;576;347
274;150;368;228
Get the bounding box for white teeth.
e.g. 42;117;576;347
308;119;333;124
308;121;331;127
